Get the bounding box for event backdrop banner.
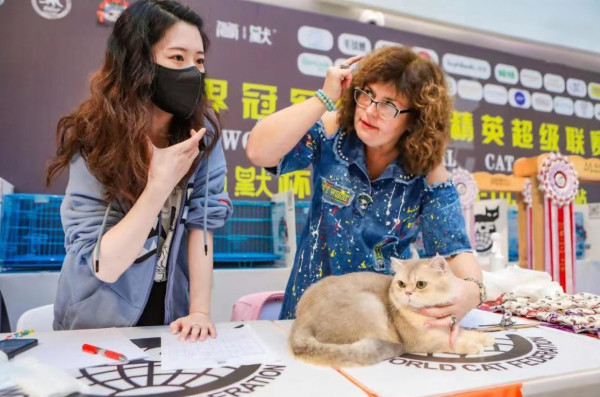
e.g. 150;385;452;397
0;0;598;203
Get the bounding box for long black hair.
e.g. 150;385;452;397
47;0;220;205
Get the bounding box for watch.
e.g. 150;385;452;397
464;277;487;305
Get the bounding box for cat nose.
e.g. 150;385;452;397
405;291;412;296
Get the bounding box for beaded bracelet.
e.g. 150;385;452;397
315;89;337;112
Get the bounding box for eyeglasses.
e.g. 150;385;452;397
353;88;412;120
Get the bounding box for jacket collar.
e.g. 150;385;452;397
334;130;417;184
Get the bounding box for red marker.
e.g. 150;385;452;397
82;343;128;362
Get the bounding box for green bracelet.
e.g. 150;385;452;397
315;89;337;112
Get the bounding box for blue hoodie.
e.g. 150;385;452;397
53;133;233;330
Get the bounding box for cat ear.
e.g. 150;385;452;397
390;257;404;274
430;254;448;274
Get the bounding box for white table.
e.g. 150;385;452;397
2;311;600;397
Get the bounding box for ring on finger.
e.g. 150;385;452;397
449;315;458;328
339;63;350;69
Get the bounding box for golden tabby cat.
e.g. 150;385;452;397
289;255;493;367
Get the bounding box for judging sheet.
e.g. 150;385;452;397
161;324;279;370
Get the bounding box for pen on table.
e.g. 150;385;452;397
82;343;128;362
4;329;34;340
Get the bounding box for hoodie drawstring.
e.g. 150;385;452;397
203;136;210;256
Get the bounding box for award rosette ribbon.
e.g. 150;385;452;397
451;167;479;249
537;153;579;293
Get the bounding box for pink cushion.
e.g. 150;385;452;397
231;291;284;321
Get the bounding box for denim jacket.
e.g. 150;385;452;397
269;121;472;319
54;133;232;330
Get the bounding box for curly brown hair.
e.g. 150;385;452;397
337;46;452;176
45;0;220;206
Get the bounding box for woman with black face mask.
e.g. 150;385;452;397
46;0;232;342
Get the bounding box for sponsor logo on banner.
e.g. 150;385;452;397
297;53;332;77
297;26;333;51
443;54;491;80
520;68;543;89
531;93;553;113
595;104;600;120
375;40;402;49
216;20;240;40
566;78;586;97
457;80;483;101
32;0;71;19
508;88;531;109
248;25;274;45
412;46;439;64
574;100;593;119
588;82;600;100
543;73;565;93
494;63;518;85
553;96;574;116
446;76;457;96
483;84;508;105
338;33;371;55
96;0;129;25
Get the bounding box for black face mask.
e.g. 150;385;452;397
151;64;204;119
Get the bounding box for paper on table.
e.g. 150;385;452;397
161;324;279;370
16;328;147;369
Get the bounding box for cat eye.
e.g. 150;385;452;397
398;280;406;288
416;281;427;289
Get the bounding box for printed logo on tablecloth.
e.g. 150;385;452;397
389;334;558;372
32;0;71;19
75;337;287;396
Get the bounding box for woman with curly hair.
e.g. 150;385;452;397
247;46;484;342
46;0;232;340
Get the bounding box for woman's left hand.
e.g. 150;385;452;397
419;278;481;347
170;311;216;342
